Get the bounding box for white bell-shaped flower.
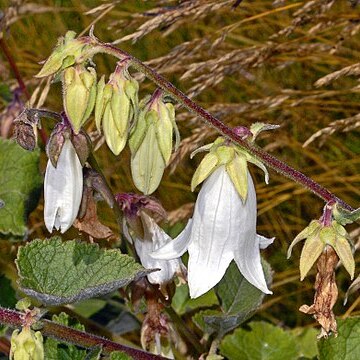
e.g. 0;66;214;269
125;212;185;286
44;138;83;233
152;166;273;298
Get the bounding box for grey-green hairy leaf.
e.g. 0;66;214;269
0;138;42;236
318;317;360;360
220;322;299;360
16;237;151;305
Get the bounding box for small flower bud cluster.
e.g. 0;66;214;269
36;31;180;200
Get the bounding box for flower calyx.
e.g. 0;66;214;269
116;193;167;240
129;89;180;195
35;31;94;78
288;204;355;281
95;60;139;155
46;119;91;168
191;135;269;202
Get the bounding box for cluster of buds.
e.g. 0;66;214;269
129;89;179;195
35;31;179;197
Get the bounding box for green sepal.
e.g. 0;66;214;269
103;105;127;155
155;102;174;163
250;122;280;142
94;75;106;131
10;327;44;360
287;220;320;259
332;235;355;279
129;109;153;154
236;147;269;184
130;121;166;195
226;154;249;202
35;31;90;78
299;235;325;280
191;152;219;191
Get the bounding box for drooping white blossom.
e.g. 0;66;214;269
152;166;273;298
124;212;185;286
44;139;83;233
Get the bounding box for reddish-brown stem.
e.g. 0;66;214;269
0;38;30;99
0;37;47;144
94;40;354;212
0;307;166;359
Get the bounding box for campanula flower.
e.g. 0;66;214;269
117;194;185;289
44;138;83;233
151;135;274;298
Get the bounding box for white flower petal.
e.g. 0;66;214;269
258;234;275;250
44;139;83;233
136;213;184;284
150;219;193;260
187;167;243;298
233;174;272;294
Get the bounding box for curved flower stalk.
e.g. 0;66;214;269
44;138;83;233
152;136;274;298
116;194;186;290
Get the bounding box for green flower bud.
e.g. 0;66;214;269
129;92;179;195
10;327;44;360
36;31;92;78
95;63;139;155
63;65;97;134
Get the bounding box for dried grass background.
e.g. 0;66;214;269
1;0;360;336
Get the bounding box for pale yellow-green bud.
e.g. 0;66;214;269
288;219;355;280
95;65;139;155
10;327;44;360
63;65;97;134
129;94;179;194
36;31;91;78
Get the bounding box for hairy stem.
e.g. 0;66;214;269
0;307;166;359
92;39;354;212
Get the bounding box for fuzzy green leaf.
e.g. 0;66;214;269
110;351;133;360
220;322;300;360
0;139;42;236
318;317;360;360
16;237;150;305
